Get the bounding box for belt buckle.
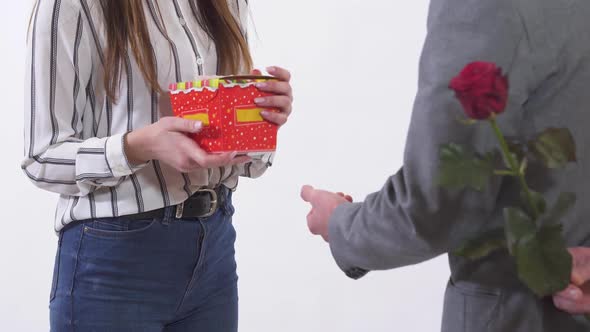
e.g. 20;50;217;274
198;188;218;218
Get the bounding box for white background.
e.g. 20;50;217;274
0;1;450;331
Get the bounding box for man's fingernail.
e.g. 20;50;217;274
266;66;276;73
194;121;202;129
256;82;268;89
255;97;266;103
260;110;269;116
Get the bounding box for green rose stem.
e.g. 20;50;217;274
489;114;541;220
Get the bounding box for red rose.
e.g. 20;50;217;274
449;62;509;120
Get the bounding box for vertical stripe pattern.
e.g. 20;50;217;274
71;13;83;138
48;0;62;145
28;2;41;158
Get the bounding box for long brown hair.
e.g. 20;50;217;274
99;0;252;101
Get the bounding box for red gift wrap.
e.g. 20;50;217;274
169;76;279;158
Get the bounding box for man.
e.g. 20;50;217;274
301;0;590;330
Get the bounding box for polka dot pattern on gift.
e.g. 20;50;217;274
169;77;279;153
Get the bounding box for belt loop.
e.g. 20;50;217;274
162;205;175;225
175;202;185;219
219;186;230;214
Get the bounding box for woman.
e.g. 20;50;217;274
23;1;293;331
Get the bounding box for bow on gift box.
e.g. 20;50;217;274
439;61;578;298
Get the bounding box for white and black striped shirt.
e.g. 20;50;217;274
23;0;271;232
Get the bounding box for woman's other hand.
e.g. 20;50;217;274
253;67;293;127
125;117;251;172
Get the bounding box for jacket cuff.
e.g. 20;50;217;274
328;202;370;280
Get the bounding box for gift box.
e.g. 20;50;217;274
169;76;278;159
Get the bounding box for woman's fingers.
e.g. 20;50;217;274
193;150;233;168
191;149;252;169
162;124;252;171
266;66;291;82
254;66;294;127
255;96;292;113
256;81;293;99
260;111;288;126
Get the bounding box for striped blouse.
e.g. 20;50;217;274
22;0;272;232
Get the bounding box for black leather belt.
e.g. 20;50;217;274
127;186;227;221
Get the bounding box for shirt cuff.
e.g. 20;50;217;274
105;133;147;178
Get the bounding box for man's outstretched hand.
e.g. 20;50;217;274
300;185;353;242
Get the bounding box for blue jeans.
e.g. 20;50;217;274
50;192;238;332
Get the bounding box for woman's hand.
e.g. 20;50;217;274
124;117;251;173
553;247;590;314
253;66;293;127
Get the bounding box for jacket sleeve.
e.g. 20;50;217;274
327;0;551;279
